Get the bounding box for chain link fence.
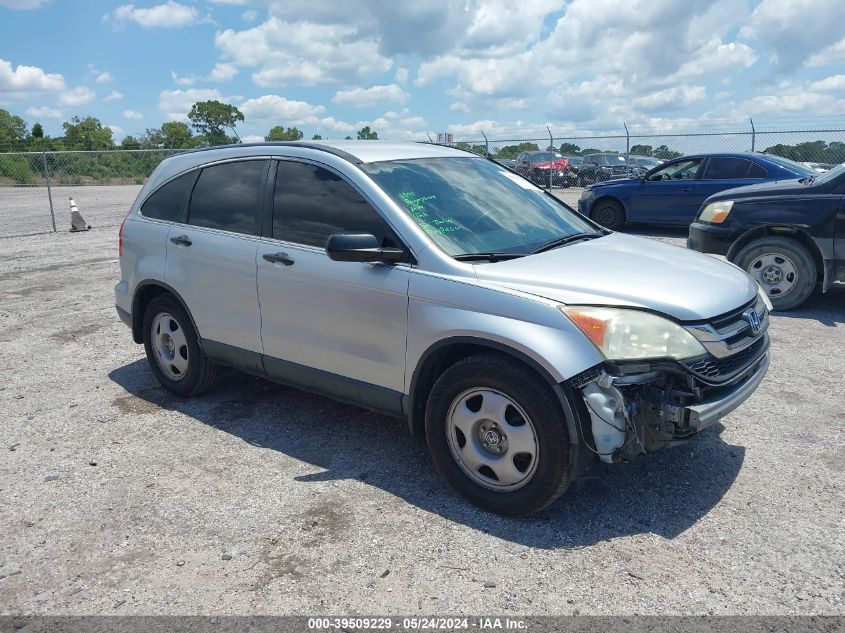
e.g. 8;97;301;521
1;125;843;238
450;125;845;199
0;149;182;237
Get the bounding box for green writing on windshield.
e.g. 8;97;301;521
398;191;462;235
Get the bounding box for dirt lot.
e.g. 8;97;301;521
1;226;843;616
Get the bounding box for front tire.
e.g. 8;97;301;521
590;198;626;230
733;236;816;310
425;353;571;516
143;294;218;396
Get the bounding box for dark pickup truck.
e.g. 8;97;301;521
688;163;845;310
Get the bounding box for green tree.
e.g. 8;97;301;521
265;125;303;141
160;121;194;149
495;141;539;159
357;126;378;140
630;144;653;156
61;116;114;150
139;127;164;148
31;122;44;139
0;108;28;151
559;142;580;155
120;135;141;150
652;145;682;160
455;142;487;155
344;135;353;140
187;100;244;145
312;134;322;140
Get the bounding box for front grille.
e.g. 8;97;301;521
684;335;768;381
708;297;757;330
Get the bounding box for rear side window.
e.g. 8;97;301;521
704;157;754;179
273;161;394;248
748;162;768;178
140;171;196;222
186;160;266;235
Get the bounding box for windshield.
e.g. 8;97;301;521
362;157;595;257
813;162;845;184
531;152;561;162
761;155;816;176
598;155;626;164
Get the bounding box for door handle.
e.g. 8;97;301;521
263;251;295;266
680;186;693;193
170;235;192;246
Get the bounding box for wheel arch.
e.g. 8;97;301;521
726;225;825;284
588;194;628;220
407;335;588;450
131;280;202;345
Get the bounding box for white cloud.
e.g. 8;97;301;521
741;91;840;114
106;1;198;29
332;84;409;107
171;71;196;86
241;134;264;142
0;58;65;98
59;86;96;107
214;17;392;86
103;90;124;102
25;105;62;118
95;71;114;84
239;94;326;123
633;85;707;111
806;37;845;68
108;125;125;136
158;88;223;120
242;9;258;22
209;63;238;82
740;0;845;72
123;109;143;120
809;74;845;91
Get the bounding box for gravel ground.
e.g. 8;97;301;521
0;225;843;616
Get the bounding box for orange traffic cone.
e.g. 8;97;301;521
69;197;90;232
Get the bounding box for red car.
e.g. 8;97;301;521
513;151;572;187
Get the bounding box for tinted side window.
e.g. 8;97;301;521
748;162;768;178
273;161;393;248
140;171;196;221
704;157;753;179
187;160;265;235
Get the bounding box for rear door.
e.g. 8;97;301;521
627;157;704;224
256;159;411;409
164;158;268;360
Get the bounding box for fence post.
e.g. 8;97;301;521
749;118;756;152
41;150;56;232
624;123;630;159
480;130;489;157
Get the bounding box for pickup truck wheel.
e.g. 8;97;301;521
590;199;625;230
425;353;571;516
143;294;218;396
733;237;816;310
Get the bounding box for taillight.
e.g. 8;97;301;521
118;218;125;257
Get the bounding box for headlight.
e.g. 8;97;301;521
560;306;706;360
699;200;733;224
757;286;773;311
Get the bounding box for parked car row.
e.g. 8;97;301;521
573;151;844;310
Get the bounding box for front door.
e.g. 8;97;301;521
628;157;704;224
256;159;410;410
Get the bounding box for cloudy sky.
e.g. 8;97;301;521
1;0;844;143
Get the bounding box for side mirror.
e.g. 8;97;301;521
325;233;405;263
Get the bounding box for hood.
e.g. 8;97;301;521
473;232;758;321
706;177;806;202
588;176;638;189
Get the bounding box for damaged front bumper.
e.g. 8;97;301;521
571;339;770;463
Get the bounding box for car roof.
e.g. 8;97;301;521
178;140;475;165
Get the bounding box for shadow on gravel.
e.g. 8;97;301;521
110;359;744;550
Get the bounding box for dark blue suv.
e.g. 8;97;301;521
577;153;814;229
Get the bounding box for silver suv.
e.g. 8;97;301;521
115;141;771;515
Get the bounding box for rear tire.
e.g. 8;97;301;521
425;353;571;516
143;294;218;396
733;236;816;310
590;198;626;230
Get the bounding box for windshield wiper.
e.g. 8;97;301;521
453;252;526;262
530;232;604;254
